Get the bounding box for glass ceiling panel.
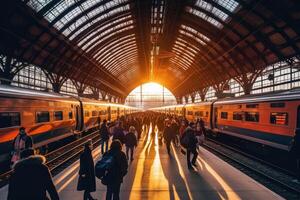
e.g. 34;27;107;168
72;15;132;41
186;7;223;29
181;25;210;42
100;44;137;64
187;0;240;29
79;19;133;48
109;56;138;73
100;42;137;61
102;48;137;65
82;24;134;52
94;35;135;60
27;0;53;12
26;0;138;83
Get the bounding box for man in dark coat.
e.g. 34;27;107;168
125;126;138;161
163;121;173;155
182;122;198;169
170;119;180;146
103;140;128;200
7;148;59;200
77;140;97;200
11;127;33;164
100;120;110;154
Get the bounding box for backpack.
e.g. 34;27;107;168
95;152;115;180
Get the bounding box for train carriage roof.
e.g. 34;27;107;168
215;88;300;105
0;85;79;102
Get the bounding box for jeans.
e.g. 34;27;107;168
106;182;121;200
126;146;134;161
187;148;198;167
101;139;109;154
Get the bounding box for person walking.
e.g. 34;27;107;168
125;126;138;162
103;140;128;200
170;119;180;146
112;122;125;145
11;127;33;165
163;121;173;155
7;148;59;200
181;122;198;169
100;120;110;154
77;140;97;200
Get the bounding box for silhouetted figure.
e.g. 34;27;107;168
170;119;180;146
100;120;110;154
8;148;59;200
182;122;198;169
11;127;33;165
125;126;138;161
112;122;125;144
103;140;128;200
77;140;97;200
163;121;173;155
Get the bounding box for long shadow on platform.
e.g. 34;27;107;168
169;145;224;200
159;143;192;200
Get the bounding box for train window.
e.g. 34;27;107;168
36;111;50;123
54;111;63;121
92;111;98;117
195;111;200;116
100;110;106;115
84;111;90;117
187;111;193;115
246;104;259;108
69;111;73;119
270;102;285;108
221;112;228;119
270;112;288;125
245;112;259;122
0;112;20;128
233;112;243;120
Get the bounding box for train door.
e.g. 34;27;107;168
75;105;83;131
213;107;218;129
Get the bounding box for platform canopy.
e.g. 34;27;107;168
0;0;299;98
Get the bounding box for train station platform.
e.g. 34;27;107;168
0;129;284;200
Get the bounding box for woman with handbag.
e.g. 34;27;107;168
77;140;97;200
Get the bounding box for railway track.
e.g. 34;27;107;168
0;130;101;188
203;138;300;199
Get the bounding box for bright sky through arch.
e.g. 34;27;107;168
125;82;177;110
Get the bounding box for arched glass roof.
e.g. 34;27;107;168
0;0;299;98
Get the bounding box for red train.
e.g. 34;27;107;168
150;89;300;152
0;85;138;162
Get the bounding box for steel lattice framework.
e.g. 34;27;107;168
0;0;299;99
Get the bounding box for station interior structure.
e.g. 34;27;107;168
1;0;300;200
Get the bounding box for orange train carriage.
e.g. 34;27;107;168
0;85;138;163
150;89;300;152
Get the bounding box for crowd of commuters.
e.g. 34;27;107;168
7;111;208;200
